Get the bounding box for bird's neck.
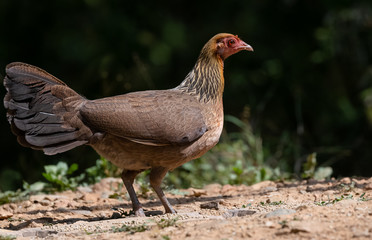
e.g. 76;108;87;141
176;53;224;103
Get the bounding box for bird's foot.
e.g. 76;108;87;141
165;209;177;214
134;208;146;217
164;205;176;214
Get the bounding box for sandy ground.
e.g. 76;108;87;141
0;177;372;239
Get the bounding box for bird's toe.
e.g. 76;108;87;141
135;208;146;217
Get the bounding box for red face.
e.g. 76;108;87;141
216;36;253;60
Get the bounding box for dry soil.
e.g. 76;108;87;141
0;177;372;239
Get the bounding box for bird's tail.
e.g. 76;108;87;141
3;62;93;155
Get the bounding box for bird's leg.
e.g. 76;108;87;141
150;166;176;214
121;169;145;217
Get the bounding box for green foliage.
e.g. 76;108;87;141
301;153;333;180
358;193;372;202
0;190;28;205
156;217;179;229
260;200;284;206
41;162;84;192
39;159;120;193
0;235;16;240
0;158;117;205
313;167;333;181
302;153;317;179
338;181;356;193
84;157;121;184
134;170;152;199
112;223;149;234
314;194;353;206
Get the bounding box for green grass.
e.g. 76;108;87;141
0;190;28;205
260;200;284;206
358;193;371;202
338;182;355;192
0;236;16;240
314;194;353;206
156;217;179;229
112;223;149;234
0;158;120;205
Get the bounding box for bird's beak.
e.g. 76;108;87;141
238;40;254;52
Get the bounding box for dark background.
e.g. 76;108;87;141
1;0;372;190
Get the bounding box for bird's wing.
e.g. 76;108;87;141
80;90;207;146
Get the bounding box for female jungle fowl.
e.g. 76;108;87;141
3;33;253;216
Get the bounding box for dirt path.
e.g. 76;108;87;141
0;177;371;239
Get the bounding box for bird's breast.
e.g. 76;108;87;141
171;99;223;166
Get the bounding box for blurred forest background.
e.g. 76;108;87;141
1;0;372;191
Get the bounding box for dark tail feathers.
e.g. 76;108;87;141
3;62;93;155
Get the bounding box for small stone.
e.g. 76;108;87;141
290;227;310;233
77;186;93;193
22;203;41;212
53;199;70;209
44;194;68;202
265;209;296;218
24;200;32;208
223;209;256;218
35;212;44;218
8;203;17;210
200;201;219;210
71;210;94;216
39;200;51;206
264;187;278;192
352;227;370;238
364;183;372;190
340;177;352;184
36;230;57;238
218;199;229;206
0;209;13;220
289;222;319;233
44;211;54;217
96;212;110;219
265;221;275;227
0;229;20;238
29;221;44;228
22;229;39;237
295;205;307;211
22;229;57;238
299;190;307;194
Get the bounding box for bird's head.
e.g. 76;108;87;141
178;33;253;101
201;33;253;61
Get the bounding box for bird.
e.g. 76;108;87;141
3;33;253;217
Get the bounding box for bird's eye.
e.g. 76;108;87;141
228;39;236;47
